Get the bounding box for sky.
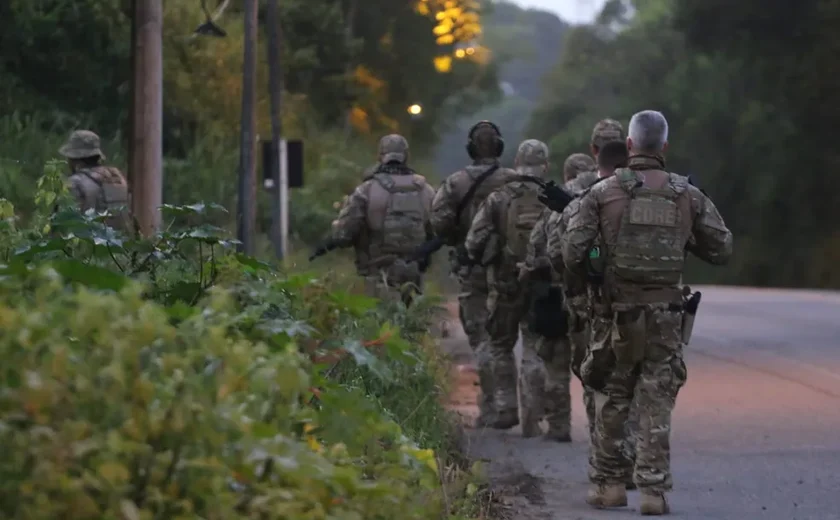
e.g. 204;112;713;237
511;0;607;24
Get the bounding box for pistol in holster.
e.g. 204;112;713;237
680;286;702;346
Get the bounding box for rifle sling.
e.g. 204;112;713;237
454;164;500;224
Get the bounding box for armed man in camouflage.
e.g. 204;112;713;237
560;110;732;515
518;150;595;441
58;130;130;231
463;139;550;432
430;121;516;427
313;134;435;304
562;153;597;191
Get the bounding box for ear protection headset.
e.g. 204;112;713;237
466;120;504;160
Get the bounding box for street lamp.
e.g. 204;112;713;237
407;104;423;116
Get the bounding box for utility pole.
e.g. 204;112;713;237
265;0;286;260
130;0;163;236
237;0;258;255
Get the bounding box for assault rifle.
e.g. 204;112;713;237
515;175;575;213
308;238;340;262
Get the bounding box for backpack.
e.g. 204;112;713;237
611;170;688;286
370;173;428;257
503;181;545;263
78;166;131;231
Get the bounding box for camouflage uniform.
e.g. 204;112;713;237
560;154;733;512
522;207;572;440
330;135;435;303
430;122;516;422
464;139;549;431
562;153;597;191
549;121;640;485
58;130;130;231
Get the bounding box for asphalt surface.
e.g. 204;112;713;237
450;286;840;520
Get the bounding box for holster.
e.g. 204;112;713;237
579;315;616;392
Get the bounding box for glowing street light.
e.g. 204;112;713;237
455;48;466;59
407;104;423;116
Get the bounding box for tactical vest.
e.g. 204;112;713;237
502;181;544;264
78;166;130;231
366;173;429;261
610;170;689;286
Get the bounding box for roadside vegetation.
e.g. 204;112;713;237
0;163;497;518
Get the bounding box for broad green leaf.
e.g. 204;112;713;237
342;339;392;381
235;254;273;272
49;259;129;291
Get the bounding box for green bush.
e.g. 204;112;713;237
0;273;452;519
0;163;484;519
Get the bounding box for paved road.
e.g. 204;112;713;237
452;286;840;520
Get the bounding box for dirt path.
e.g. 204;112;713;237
442;300;583;520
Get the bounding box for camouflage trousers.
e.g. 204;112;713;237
475;288;523;418
521;323;571;436
456;265;493;416
590;306;685;493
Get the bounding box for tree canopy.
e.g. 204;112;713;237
527;0;840;288
0;0;499;156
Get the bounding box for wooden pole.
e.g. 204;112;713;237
237;0;258;255
266;0;284;259
130;0;163;236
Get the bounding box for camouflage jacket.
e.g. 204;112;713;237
430;159;516;249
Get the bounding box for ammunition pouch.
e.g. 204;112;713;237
369;256;421;290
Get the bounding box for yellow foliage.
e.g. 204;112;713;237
433;55;453;73
353;65;386;92
433;23;452;36
349;106;371;134
416;0;484;50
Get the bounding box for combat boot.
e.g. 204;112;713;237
492;408;520;430
639;492;669;515
586;484;627;509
